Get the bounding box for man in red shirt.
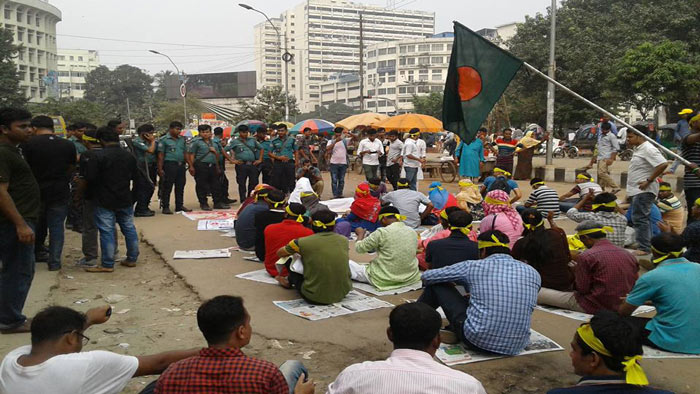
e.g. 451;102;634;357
537;220;638;313
155;295;314;394
263;203;314;278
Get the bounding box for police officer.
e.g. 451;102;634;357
132;124;157;216
256;126;273;184
226;124;263;202
269;123;298;194
157;121;190;214
213;127;237;204
187;124;228;211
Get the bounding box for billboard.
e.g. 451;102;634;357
166;71;256;100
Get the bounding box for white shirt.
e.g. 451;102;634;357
402;139;421;168
387;139;404;164
416;138;427;158
326;349;486;394
357;138;384;166
626;141;667;197
0;345;139;394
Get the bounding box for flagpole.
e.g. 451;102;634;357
522;62;690;166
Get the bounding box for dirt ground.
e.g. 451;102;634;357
1;158;698;393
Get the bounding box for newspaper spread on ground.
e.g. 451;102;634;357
535;305;656;322
220;229;236;237
320;197;354;214
435;330;563;366
173;249;232;259
235;269;279;285
643;346;700;359
197;219;235;231
353;281;422;296
273;290;393;321
181;210;237;221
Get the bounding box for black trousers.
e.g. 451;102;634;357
386;163;401;190
134;162;157;212
194;162;223;204
272;160;296;194
161;161;186;209
261;159;273;185
220;162;230;200
235;163;260;202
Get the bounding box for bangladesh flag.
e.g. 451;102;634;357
442;22;523;143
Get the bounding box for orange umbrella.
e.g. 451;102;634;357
372;113;443;132
336;112;389;130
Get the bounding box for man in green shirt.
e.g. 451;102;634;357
269;124;298;194
277;210;353;304
351;206;421;291
131;124;158;217
256;127;273;184
187;124;227;211
0;107;40;334
226;125;263;202
157;121;190;214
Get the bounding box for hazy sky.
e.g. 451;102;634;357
51;0;554;75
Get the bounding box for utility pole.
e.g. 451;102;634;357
359;12;364;112
148;50;188;125
545;0;556;165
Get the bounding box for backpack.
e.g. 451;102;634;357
488;176;512;194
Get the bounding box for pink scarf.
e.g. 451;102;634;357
483;189;521;231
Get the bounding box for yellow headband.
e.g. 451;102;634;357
651;245;685;264
493;168;511;177
82;135;99;143
397;181;409;187
440;210;449;221
658;185;672;192
409;130;421;136
694;197;700;207
484;196;508;205
577;173;593;181
312;219;336;229
429;185;445;192
458;180;473;187
524;220;544;231
592;201;617;210
355;186;369;196
264;195;286;208
300;191;317;198
577;226;614;237
378;212;406;221
477;234;510;249
285;206;306;223
450;225;472;237
531;181;545;187
577;324;648;386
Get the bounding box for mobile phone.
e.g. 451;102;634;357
106;306;112;317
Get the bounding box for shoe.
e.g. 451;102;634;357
439;329;459;345
120;260;137;268
225;198;238;204
48;264;61;271
76;257;98;267
177;206;192;212
85;266;114;273
134;210;155;217
1;318;32;334
213;203;230;210
162;207;173;215
35;252;49;263
200;203;212;211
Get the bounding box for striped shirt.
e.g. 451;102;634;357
565;209;628;248
525;186;560;217
657;195;682;213
491;138;520;157
682;137;700;189
421;254;541;355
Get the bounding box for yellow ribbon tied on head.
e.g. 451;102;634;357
355;186;369;196
300;191;317;198
531;181;545;187
264;195;286;209
82;135;99;143
577;226;614;237
477;234;509;249
592;201;617;210
450;225;471;237
658;185;672;192
440;209;449;220
524;220;544;231
484;196;508;205
285;205;306;223
378;212;406;221
429;186;445;192
397;181;409;187
577;324;648;386
458;180;474;188
577;173;593;181
312;219;336;229
409;130;421;136
493;168;511;177
651;246;685;265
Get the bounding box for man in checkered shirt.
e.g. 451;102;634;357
418;230;541;356
566;192;628;248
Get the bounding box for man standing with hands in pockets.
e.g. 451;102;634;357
357;128;384;181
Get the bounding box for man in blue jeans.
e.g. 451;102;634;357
22;115;76;271
83;127;140;273
402;129;424;191
625;129;668;255
326;127;349;198
0;107;40;334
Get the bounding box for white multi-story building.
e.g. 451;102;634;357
56;49;100;100
254;0;435;113
0;0;61;102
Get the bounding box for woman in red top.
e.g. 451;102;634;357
263;203;313;277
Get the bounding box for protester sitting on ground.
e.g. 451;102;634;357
417;206;462;270
0;305;199;394
546;311;672;394
295;159;324;197
276;210;353;305
425;210;478;270
351;206;422;291
656;182;685;233
537;221;639;314
254;190;288;260
480;167;522;204
619;233;700;355
521;178;560;217
234;187;273;251
512;208;574;291
155;296;313;394
327;303;486;394
559;172;602;212
478;189;524;249
361;177;387;199
381;178;434;229
427;181;459;223
455;179;484;220
419;230;541;355
262;203;314;277
565;192;628;248
299;191;329;216
336;183;381;239
236;183;274;217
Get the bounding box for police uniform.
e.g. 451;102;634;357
271;136;298;193
213;136;232;202
132;135;157;214
258;137;274;184
188;137;224;207
158;134;188;211
225;136;262;202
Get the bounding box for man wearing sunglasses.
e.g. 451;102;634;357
0;305;199;394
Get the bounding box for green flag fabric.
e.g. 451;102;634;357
442;22;523;143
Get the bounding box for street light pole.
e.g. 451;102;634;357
149;50;188;125
545;0;556;165
240;3;291;122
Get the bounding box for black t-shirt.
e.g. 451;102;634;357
21;134;76;204
83;145;137;210
78;147;102;201
425;232;479;269
0;143;40;222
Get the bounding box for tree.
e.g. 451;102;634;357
0;28;26;107
296;102;359;123
84;65;154;122
411;92;443;119
28;98;108;126
153;96;205;130
234;86;299;124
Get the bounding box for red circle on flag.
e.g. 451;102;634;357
457;66;482;102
